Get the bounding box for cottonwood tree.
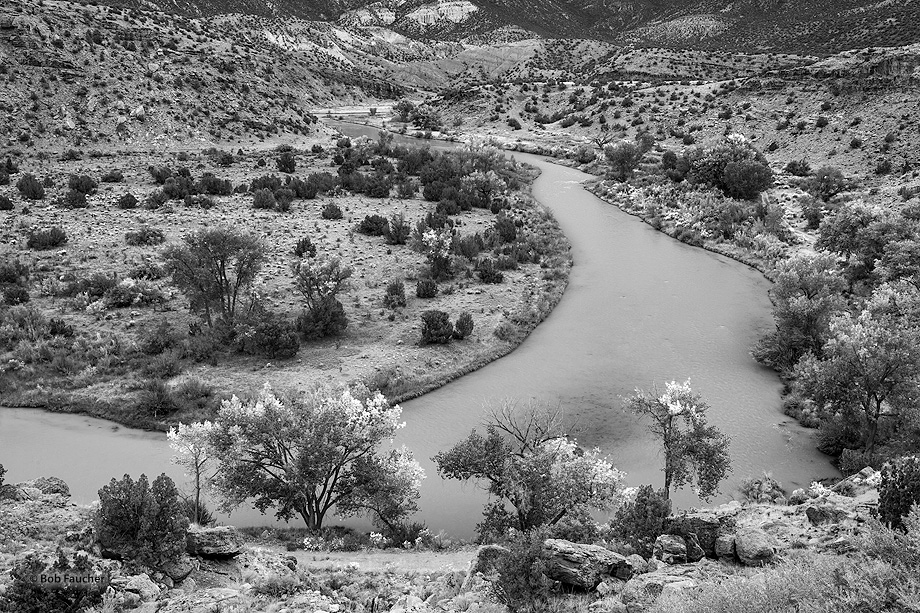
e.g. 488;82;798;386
794;282;920;452
161;227;265;327
434;400;624;537
167;421;215;525
624;380;730;500
203;383;423;531
604;140;643;182
753;252;846;372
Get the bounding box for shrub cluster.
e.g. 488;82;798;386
26;227;67;250
420;310;474;344
880;456;920;529
95;473;188;566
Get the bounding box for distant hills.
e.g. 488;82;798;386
81;0;920;53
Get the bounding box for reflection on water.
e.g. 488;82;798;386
1;124;836;536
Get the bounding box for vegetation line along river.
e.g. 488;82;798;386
0;134;836;537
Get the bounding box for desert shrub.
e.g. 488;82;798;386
721;160;773;200
453;311;474;339
322;202;343;220
880;456;920;529
3;285;29;305
58;189;88;209
738;472;785;503
26;227;67;250
148;165;173;184
144;350;184;379
490;528;551;613
277;151;296;173
875;159;892;175
311;144;324;154
0;169;8;186
800;196;824;230
16;173;44;200
806;167;847;202
0;464;4;487
294;236;317;258
785;159;811;176
420;310;453;345
383;279;407;309
307;172;338;194
296;297;347;340
274;188;295;212
0;260;28;285
0;549;109;613
197;173;232;195
357;214;389;236
495;214;517;243
139;319;181;356
252;188;276;210
838;448;884;476
385;212;411;245
849;137;862;149
250;174;283;192
68;174;98;195
609;485;671;557
125;225;166;246
0;196;12;211
95;473;188;566
104;278;164;308
117;193;138;209
235;313;300;359
416;278;437;299
477;258;504;284
101;169;124;183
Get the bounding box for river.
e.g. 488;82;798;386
0;126;835;536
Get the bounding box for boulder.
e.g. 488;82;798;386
714;534;736;560
804;504;847;527
621;566;698;610
595;578;625;596
156;587;243;613
130;105;146;121
542;539;635;589
22;476;70;497
684;533;705;563
122;574;160;601
734;528;775;566
652;535;686;565
186;525;244;558
162;554;196;582
788;489;809;505
666;511;732;558
626;554;647;574
460;544;509;591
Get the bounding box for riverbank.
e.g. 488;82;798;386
0;142;571;432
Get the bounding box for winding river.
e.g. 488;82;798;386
0;129;836;536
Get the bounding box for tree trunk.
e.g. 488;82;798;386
194;471;201;525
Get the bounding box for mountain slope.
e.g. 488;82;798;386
77;0;920;53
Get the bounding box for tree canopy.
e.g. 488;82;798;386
624;380;731;500
434;401;623;538
203;383;423;531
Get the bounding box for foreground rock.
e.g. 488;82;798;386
733;527;776;566
542;539;635;589
460;544;509;592
186;525;244;558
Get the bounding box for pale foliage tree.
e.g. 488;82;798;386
167;421;215;524
292;254;353;311
434;400;624;533
625;380;731;500
205;383;424;531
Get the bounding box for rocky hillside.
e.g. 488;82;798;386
82;0;920;53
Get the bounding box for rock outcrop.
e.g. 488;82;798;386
186;525;244;558
652;535;686;565
460;544;509;591
542;539;635;589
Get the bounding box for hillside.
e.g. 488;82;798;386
78;0;920;54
